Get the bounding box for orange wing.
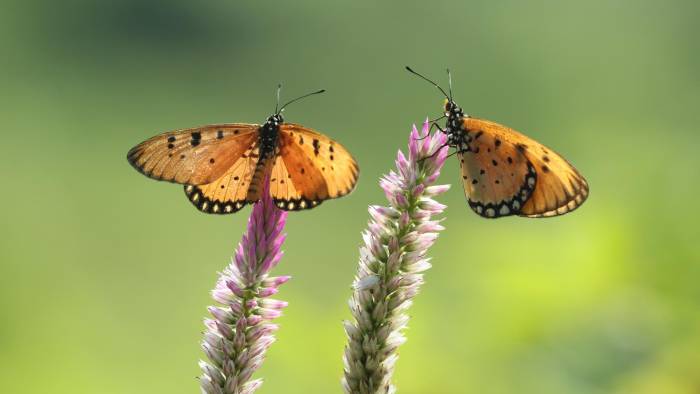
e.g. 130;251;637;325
270;123;359;210
127;124;258;185
183;144;260;214
459;117;588;218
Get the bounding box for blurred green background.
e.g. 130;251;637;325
1;0;699;393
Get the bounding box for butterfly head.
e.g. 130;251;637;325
444;99;464;117
444;99;465;128
266;113;284;127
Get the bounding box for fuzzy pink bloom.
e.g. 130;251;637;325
342;120;449;394
199;182;289;394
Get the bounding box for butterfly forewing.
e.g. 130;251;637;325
127;124;258;185
271;124;359;210
459;117;588;218
516;139;589;218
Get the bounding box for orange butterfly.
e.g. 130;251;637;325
127;88;359;214
407;67;588;218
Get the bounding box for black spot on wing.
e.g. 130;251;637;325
191;131;202;147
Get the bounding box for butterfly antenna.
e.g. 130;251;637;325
405;66;449;99
275;83;282;114
446;68;453;101
278;89;326;113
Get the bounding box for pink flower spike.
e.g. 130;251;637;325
343;120;449;394
199;179;290;394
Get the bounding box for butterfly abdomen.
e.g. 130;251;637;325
246;122;280;202
246;159;273;202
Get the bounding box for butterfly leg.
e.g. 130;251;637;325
429;117;447;132
430;114;447;123
413;116;448;141
418;142;451;163
431;122;447;134
445;149;461;160
413;124;438;141
412;122;445;141
420;123;448;143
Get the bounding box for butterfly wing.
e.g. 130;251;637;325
270;123;359;210
127;124;258;185
183;143;260;214
458;117;588;218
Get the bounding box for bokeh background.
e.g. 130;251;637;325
2;1;699;393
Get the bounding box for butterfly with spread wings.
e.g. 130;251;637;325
127;88;359;214
406;67;588;219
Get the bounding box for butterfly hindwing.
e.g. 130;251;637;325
127;124;258;185
271;124;359;210
183;144;260;214
267;152;318;210
457;129;535;218
459;117;588;218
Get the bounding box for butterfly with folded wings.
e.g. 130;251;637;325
407;67;589;219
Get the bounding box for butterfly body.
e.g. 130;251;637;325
127;111;359;215
441;100;588;219
244;114;283;203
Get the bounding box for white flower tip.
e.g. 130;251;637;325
353;275;380;291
